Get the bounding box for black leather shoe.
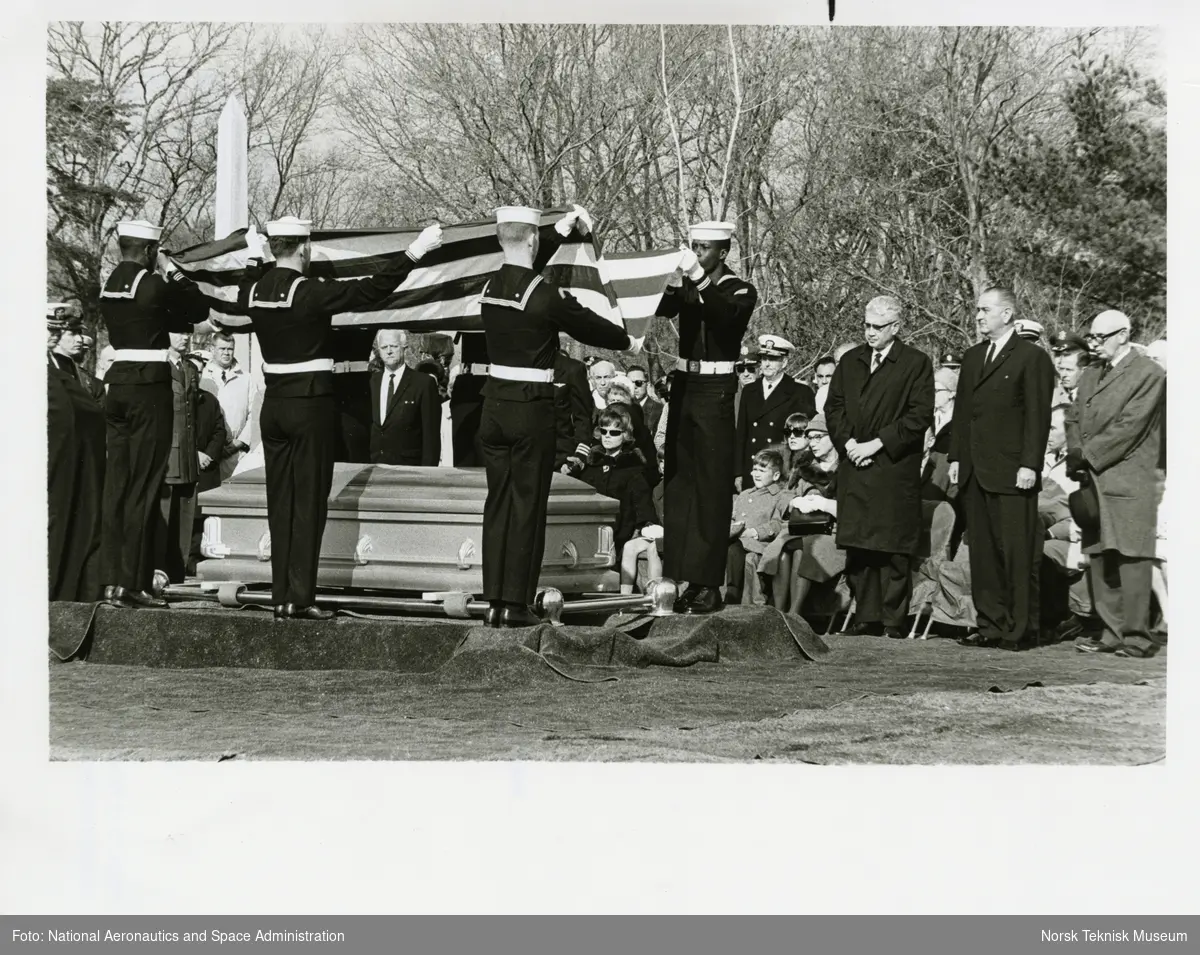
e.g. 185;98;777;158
673;586;699;613
843;622;884;636
127;589;169;609
1114;644;1160;659
885;626;907;640
681;586;723;615
273;604;292;620
959;631;1001;647
484;606;503;628
107;586;137;609
502;606;542;628
291;604;335;621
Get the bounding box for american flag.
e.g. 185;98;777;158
166;210;683;341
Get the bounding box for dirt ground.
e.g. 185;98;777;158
49;632;1166;764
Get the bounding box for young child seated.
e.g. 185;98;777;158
570;408;661;594
725;448;789;605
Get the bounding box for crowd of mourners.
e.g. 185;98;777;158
47;282;1167;657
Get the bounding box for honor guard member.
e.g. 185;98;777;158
734;334;816;489
479;205;632;628
656;220;758;614
214;215;444;619
99;220;214;608
450;211;578;466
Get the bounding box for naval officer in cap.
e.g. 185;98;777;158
734;333;816;489
99;220;215;608
479;205;632;628
213;215;443;619
655;220;758;614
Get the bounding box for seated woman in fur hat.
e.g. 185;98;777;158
759;413;845;616
570;407;661;594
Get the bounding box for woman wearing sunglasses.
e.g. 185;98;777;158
571;408;662;594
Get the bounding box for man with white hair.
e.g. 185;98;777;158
655;220;758;615
368;328;441;466
1068;310;1165;658
590;359;617;409
825;295;934;638
949;287;1056;651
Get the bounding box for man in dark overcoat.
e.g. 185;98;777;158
949;287;1056;650
734;333;816;489
824;295;933;637
1067;310;1165;658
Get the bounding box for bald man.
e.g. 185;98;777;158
949;287;1056;651
1067;310;1165;658
590;360;616;409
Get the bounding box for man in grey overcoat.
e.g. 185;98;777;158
1067;310;1166;658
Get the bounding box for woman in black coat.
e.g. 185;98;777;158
570;407;660;588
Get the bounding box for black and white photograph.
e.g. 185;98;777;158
40;16;1169;764
6;0;1197;919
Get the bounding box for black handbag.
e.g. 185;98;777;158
788;510;834;536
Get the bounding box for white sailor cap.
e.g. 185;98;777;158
495;206;542;226
116;220;163;241
1013;319;1045;340
689;221;735;242
757;334;794;357
265;216;313;237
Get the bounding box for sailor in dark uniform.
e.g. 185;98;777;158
47;306;106;603
656;221;758;614
213;216;443;619
450;214;576;467
479;205;632;627
99;220;215;608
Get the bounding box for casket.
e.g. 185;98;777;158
196;465;620;595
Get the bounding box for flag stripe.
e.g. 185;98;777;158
167;215;683;333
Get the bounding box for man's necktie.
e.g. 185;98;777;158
871;351;881;373
386;373;396;416
984;343;996;366
221;370;228;384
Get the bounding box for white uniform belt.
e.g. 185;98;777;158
489;364;555;383
332;361;370;374
262;358;334;374
675;359;736;375
111;348;168;363
460;363;491;376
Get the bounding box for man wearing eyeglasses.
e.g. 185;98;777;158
625;365;663;434
825;296;933;638
949;287;1056;651
1065;311;1165;658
